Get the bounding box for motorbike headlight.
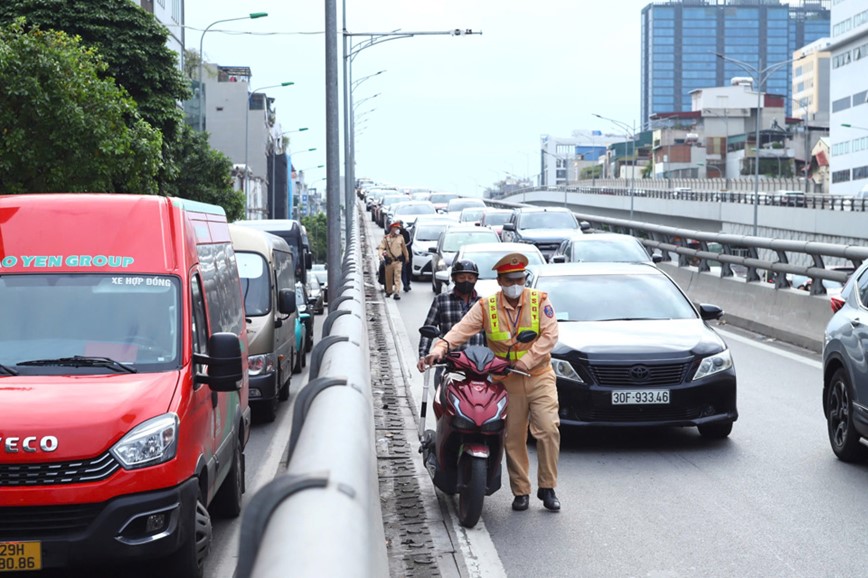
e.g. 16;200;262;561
248;353;276;376
691;349;733;381
111;413;178;469
552;358;584;383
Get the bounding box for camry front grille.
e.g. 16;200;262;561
590;362;690;387
0;452;120;486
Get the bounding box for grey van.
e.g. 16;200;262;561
229;225;298;423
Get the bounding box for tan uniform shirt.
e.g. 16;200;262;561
377;233;409;262
432;288;559;374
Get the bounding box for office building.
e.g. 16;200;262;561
641;0;830;127
829;0;868;195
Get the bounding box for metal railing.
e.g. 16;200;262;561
485;197;868;295
237;202;388;578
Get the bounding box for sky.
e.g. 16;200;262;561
185;0;661;196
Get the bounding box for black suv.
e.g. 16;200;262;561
500;207;589;260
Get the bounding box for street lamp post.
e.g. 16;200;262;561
244;82;294;216
197;12;268;132
716;52;804;237
342;27;480;239
593;113;637;220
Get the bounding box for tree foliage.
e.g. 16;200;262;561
0;0;241;217
0;19;162;194
302;212;328;264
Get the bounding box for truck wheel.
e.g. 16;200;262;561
292;344;303;374
212;441;244;518
278;364;290;401
158;487;211;578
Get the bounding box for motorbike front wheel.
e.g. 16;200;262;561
457;456;487;528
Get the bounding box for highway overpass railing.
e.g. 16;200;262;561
237;203;388;578
485;197;868;351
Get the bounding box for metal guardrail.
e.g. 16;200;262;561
237;203;388;578
500;184;868;212
485;197;868;296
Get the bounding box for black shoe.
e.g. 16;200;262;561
404;286;412;292
394;294;401;300
512;495;529;511
537;488;560;511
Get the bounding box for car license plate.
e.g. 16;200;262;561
612;390;670;405
0;541;41;572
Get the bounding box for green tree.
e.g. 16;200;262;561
0;0;241;216
0;19;162;194
164;123;246;221
302;213;328;264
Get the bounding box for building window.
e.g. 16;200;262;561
854;165;868;181
833;96;852;113
832;169;851;183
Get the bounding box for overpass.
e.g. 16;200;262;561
499;182;867;247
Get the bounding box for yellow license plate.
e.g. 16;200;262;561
0;541;41;572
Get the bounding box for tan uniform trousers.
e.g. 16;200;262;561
385;260;403;296
502;367;560;496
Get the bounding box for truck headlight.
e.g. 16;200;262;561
111;414;178;469
248;353;276;376
691;349;732;380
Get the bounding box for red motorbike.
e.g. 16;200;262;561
418;326;536;528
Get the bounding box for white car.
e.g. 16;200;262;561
440;242;546;298
407;215;454;280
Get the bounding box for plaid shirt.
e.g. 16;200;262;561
418;290;486;358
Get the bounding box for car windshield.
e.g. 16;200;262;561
520;212;576;229
415;222;450;241
448;199;485;212
535;273;696;321
460;250;545;279
459;208;485;222
482;212;512;226
429;193;459;205
381;195;406;207
395;204;436;216
442;230;499;252
0;274;180;369
569;239;650;262
236;252;271;316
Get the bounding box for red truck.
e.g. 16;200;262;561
0;194;251;577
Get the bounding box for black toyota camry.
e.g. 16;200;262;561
527;262;737;439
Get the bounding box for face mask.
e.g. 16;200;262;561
502;284;524;299
454;280;475;295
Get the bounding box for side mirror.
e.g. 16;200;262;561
698;303;723;321
305;252;312;270
194;332;244;392
550;254;566;264
502;222;516;232
277;288;297;315
428;247;437;254
579;221;592;232
651;254;663;264
419;325;440;339
516;330;537;343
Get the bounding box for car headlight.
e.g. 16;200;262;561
436;260;448;271
413;249;428;256
111;413;178;469
691;349;733;380
551;358;584;383
248;353;276;376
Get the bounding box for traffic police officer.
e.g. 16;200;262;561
423;252;561;512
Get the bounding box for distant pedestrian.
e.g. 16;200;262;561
378;222;409;300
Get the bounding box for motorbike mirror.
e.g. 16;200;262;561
516;330;537;344
419;325;440;339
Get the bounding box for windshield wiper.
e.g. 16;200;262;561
0;363;19;376
598;317;658;322
17;355;137;374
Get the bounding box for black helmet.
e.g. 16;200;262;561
451;259;479;277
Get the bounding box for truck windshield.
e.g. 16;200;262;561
0;274;181;372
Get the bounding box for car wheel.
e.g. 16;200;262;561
212;439;244;518
697;421;733;439
278;363;290;401
156;485;211;578
826;368;867;462
292;343;303;374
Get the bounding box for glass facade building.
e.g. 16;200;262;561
641;1;831;127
